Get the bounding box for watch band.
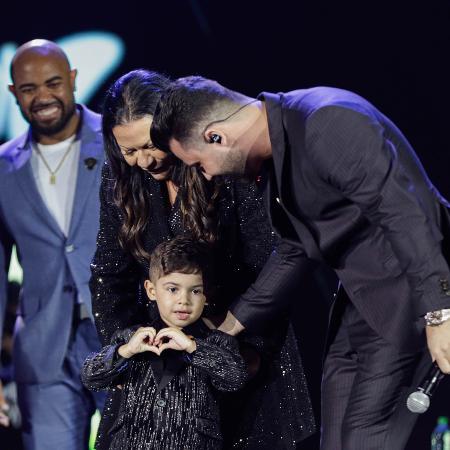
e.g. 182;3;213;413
424;309;450;327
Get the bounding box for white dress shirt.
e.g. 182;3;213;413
31;135;80;237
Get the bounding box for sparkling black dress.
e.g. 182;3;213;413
90;162;315;449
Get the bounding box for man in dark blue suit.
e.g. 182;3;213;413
0;40;104;450
151;77;450;449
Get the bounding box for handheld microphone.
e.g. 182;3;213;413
407;362;446;413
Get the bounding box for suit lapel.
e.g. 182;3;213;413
13;138;65;239
260;93;286;197
67;107;103;239
261;92;323;262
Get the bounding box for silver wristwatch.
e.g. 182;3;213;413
424;309;450;327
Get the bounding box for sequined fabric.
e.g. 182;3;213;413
229;324;314;449
90;162;315;449
82;319;247;450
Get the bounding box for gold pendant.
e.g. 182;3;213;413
50;174;56;184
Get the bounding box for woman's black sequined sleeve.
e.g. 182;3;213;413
231;177;279;276
190;330;248;392
90;163;144;345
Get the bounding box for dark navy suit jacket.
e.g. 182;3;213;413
231;87;450;352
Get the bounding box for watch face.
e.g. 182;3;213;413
425;310;446;326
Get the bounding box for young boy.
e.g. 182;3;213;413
82;236;247;450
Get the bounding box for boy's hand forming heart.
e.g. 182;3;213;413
118;326;196;358
154;328;196;354
118;327;158;358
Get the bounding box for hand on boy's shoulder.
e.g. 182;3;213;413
202;317;217;330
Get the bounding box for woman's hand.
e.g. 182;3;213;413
118;327;158;358
154;327;196;354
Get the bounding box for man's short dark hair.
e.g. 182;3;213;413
151;76;244;153
149;235;214;292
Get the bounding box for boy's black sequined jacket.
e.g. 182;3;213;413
82;318;247;450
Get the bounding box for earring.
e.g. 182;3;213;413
209;134;221;144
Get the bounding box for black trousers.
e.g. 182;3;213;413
321;299;431;450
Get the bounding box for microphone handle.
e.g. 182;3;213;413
423;363;446;397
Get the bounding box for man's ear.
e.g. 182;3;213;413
204;128;225;145
144;279;157;301
70;68;77;92
8;84;17;98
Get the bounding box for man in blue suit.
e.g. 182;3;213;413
0;39;104;450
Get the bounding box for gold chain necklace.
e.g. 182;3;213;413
34;139;76;185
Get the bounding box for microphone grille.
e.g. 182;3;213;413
407;391;430;414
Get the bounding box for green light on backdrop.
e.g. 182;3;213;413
7;245;22;284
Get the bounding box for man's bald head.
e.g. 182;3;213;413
8;39;79;142
10;39;70;82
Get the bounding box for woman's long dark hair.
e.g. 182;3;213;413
102;69;220;262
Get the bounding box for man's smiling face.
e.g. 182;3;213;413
10;50;77;137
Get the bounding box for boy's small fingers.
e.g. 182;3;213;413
139;327;154;334
156;329;176;339
140;327;152;333
137;326;150;333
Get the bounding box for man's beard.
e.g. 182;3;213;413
25;100;77;137
222;147;248;176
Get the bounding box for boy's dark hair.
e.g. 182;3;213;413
149;235;214;292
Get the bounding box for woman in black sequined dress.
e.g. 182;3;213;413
90;70;315;449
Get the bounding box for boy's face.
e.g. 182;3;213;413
144;272;206;329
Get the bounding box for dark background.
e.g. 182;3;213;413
2;1;448;199
1;1;449;449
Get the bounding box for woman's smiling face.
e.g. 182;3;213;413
113;115;175;180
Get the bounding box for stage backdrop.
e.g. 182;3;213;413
0;2;449;449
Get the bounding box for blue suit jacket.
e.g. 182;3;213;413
0;105;104;383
